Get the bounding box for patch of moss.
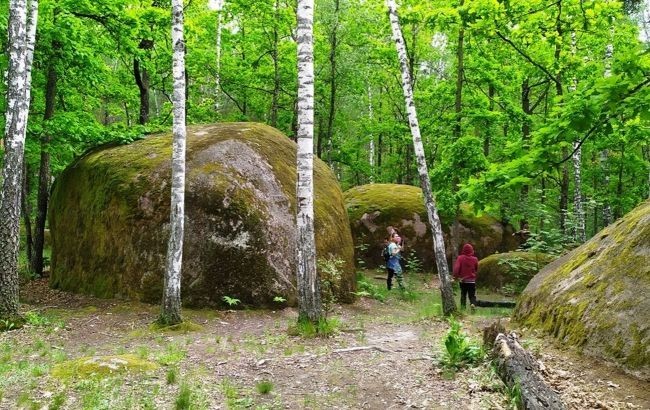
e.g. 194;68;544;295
149;321;203;333
51;354;157;379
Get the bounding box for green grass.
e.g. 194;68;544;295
256;380;274;394
288;317;341;338
175;383;193;410
167;367;178;384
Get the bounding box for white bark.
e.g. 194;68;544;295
0;0;38;319
569;32;585;242
296;0;322;323
368;86;375;182
386;0;456;315
161;0;187;325
215;1;223;111
602;26;614;226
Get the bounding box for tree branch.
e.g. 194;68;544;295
496;31;561;88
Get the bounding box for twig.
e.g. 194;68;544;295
332;346;394;354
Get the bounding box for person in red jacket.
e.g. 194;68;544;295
453;243;479;309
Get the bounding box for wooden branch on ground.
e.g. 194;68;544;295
332;346;394;354
493;332;566;410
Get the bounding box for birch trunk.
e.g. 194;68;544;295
386;0;456;316
215;1;223;111
160;0;187;326
569;32;586;242
0;0;38;320
270;0;280;127
368;86;375;182
296;0;322;323
602;30;614;226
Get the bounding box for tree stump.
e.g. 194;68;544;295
493;332;565;410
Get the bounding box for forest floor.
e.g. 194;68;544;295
1;271;648;410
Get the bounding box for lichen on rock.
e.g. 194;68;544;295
514;200;650;380
49;123;355;307
344;183;519;270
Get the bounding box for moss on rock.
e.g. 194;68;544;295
514;200;650;380
343;184;519;270
49;123;355;307
477;252;556;294
51;354;157;379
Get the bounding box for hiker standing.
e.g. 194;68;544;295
386;233;405;290
453;243;478;309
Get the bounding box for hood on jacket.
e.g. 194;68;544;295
461;243;474;256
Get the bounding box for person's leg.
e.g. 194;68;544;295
459;282;468;309
395;267;405;289
387;268;394;290
468;283;477;307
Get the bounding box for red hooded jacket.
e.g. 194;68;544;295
453;244;478;283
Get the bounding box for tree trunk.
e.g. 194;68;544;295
454;0;465;141
386;0;456;316
32;41;59;276
602;33;614;226
215;1;223;111
325;0;339;171
493;333;566;409
0;0;38;321
160;0;187;326
568;32;585;242
484;83;494;157
133;57;150;125
270;0;280;127
21;161;33;266
368;86;375;182
553;1;569;235
296;0;322;323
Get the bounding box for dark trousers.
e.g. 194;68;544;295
386;268;404;290
460;282;477;308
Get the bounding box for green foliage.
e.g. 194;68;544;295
273;296;287;304
317;257;344;317
354;272;387;302
440;319;485;370
256;380;274;395
175;383;192;410
288;317;341;338
505;379;523;410
166;367;178;385
222;296;241;307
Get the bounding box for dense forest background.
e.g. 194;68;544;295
1;0;649;266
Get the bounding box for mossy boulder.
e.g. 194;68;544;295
476;252;556;294
514;200;650;380
344;184;518;270
49;123;355;307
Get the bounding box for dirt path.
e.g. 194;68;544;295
0;276;647;409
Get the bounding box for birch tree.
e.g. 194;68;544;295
569;31;586;242
160;0;187;326
386;0;456;316
0;0;39;322
296;0;323;323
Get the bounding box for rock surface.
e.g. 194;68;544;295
477;251;556;294
514;200;650;380
343;184;519;270
49;123;355;307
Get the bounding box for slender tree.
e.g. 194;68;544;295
0;0;39;322
215;0;224;111
569;31;586;242
296;0;322;323
160;0;187;325
386;0;456;316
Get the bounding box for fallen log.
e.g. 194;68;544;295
493;332;565;410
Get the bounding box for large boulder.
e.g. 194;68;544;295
514;200;650;380
343;184;519;270
476;252;556;294
49;123;355;307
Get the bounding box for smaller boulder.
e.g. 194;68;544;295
477;252;556;295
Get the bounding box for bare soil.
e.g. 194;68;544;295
1;275;648;409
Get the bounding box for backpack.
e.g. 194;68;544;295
382;245;391;263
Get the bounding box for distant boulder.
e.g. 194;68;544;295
477;252;556;294
515;200;650;380
49;123;355;307
343;184;519;270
